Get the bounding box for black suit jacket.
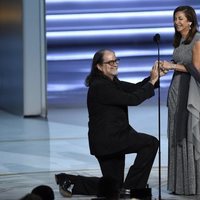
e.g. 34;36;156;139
87;75;156;156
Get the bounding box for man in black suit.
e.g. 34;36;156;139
55;49;165;199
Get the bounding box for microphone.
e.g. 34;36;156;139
153;33;160;43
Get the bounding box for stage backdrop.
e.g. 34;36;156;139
45;0;200;107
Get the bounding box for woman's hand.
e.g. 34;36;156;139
161;60;176;71
161;60;188;72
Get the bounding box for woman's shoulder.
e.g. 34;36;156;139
194;32;200;41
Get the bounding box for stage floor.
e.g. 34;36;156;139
0;105;199;199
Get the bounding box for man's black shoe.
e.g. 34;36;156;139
59;181;74;197
119;188;130;199
55;174;74;197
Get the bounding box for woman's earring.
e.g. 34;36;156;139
189;22;192;30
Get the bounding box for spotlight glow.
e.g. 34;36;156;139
46;10;173;21
46;27;174;38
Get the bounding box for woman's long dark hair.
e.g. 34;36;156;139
85;49;113;87
173;6;199;48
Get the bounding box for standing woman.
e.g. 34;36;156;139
161;6;200;195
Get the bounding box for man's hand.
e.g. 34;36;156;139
149;61;168;85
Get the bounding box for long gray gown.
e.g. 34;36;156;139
167;32;200;195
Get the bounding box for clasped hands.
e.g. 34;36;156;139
153;60;173;76
149;60;172;84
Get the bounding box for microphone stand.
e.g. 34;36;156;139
153;34;162;200
154;34;175;200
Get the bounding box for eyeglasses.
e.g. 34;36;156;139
103;58;120;66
